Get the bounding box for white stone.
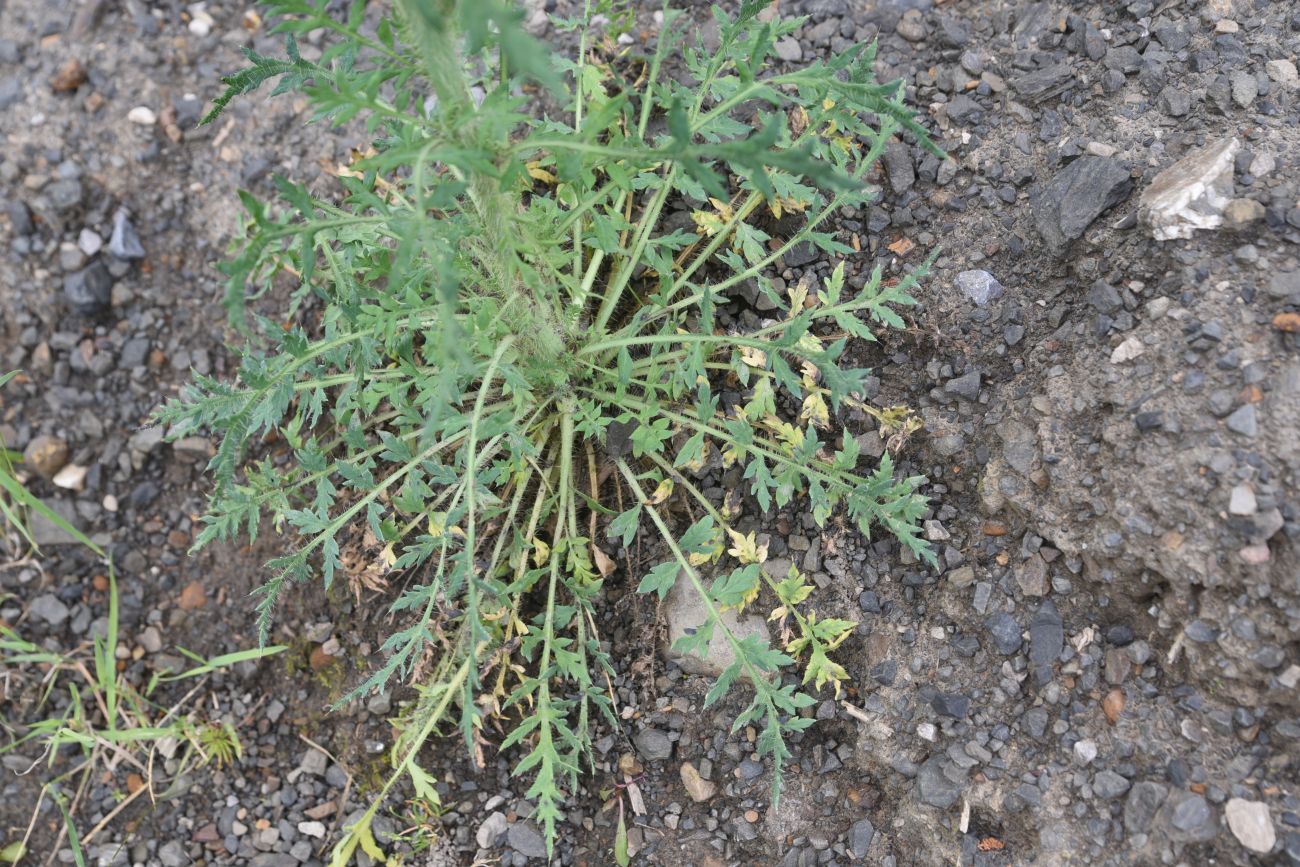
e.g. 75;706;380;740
1086;142;1117;158
917;722;937;741
52;463;87;491
1073;739;1098;765
1139;137;1240;241
1228;484;1257;516
1266;59;1299;90
127;106;157;125
78;228;103;256
1225;798;1275;853
1110;335;1145;364
297;821;327;839
188;14;212;37
1251;152;1276;177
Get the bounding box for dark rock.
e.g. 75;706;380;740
1088;280;1123;314
1106;624;1134;646
987;612;1023;654
1033;157;1133;252
1028;600;1063;684
1011;63;1076;103
506;822;548;859
945;370;981;401
63;260;114;315
932;692;970;719
847;818;874;857
783;241;818;268
883;140;915;193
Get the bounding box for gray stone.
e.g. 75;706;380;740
916;755;966;808
955;270;1004;306
774;37;802;63
1034;156;1133;251
1124;782;1169;834
1139;137;1239;241
158;841;186;867
1028;600;1063;683
1225;404;1257;437
1159;87;1192;117
1266;59;1299;89
1185;619;1219;643
1011;63;1075;103
1093;769;1131;800
1266;269;1300;299
29;594;70;626
634;728;673;762
945;371;981;401
506;821;547;859
108;208;146;260
299;748;329;776
477;811;508;849
883;140;915;193
63;260;115;315
847;818;874;857
0;76;22;110
931;692;970;719
1229;71;1257;107
27;498;83;547
1163;792;1217;842
986;612;1023;655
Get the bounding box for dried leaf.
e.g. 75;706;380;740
592;545;616;578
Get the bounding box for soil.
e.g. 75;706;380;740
1;0;1297;866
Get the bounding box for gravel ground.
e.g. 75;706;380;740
2;0;1298;865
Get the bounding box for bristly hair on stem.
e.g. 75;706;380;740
156;0;942;858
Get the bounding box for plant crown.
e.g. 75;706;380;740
157;0;939;853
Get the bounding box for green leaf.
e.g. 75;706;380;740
607;505;641;549
614;810;630;866
637;561;679;600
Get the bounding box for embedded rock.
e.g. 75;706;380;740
1138;137;1239;241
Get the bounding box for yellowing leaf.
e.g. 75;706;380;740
800;392;830;429
646;478;674;505
787;277;809;318
726;528;768;565
379;542;397;568
526;161;557;184
740;345;767;368
532;538;551;567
